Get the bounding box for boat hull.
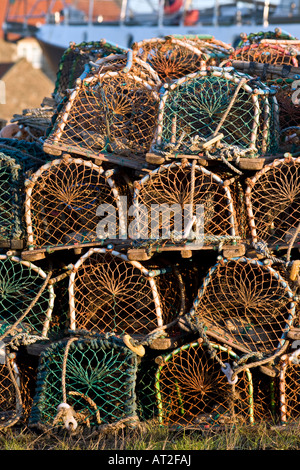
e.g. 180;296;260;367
36;21;300;50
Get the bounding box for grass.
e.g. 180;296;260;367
1;420;300;451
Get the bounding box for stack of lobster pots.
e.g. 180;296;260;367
0;30;300;434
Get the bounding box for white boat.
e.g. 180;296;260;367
3;0;300;73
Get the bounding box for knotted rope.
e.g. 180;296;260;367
53;336;79;432
53;333;140;434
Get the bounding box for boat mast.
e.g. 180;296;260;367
213;0;219;27
263;0;270;26
158;0;164;27
120;0;128;25
88;0;95;24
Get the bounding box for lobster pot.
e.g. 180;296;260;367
278;350;300;427
152;68;279;158
69;248;184;337
132;161;239;247
0;255;54;338
280;126;300;154
0;152;23;247
178;34;233;65
229;43;299;69
29;334;139;431
0;348;22;428
131;36;209;82
53;39;128;100
245;156;300;250
155;341;255;430
24;156;126;251
88;51;161;88
0;138;52;173
272;79;300;131
44;69;159;167
188;257;296;368
0;140;52;248
136;356;159;421
236;29;299;47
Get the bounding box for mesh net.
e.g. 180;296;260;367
0;152;22;243
29;334;138;430
24;156;125;251
278;351;300;426
271;79;300;131
245;155;300;250
44;69;159;164
226;44;300;143
132;36;210;82
87;52;161;88
189;257;296;364
132;161;239;247
280;126;300;153
15;349;39;423
0;139;52;173
136;355;158;421
176;35;233;64
0;140;52;246
155;340;255;429
68;248;184;337
236;29;299;47
249;367;279;424
53;40;129;100
229;43;299;68
0;255;54;338
152;68;278;158
0;355;20;427
10;106;55;143
48;273;71;339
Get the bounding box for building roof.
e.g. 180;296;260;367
0;37;17;61
1;0;122;38
0;58;54;122
0;62;14;79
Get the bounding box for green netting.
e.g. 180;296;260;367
0;255;54;338
136;356;159;421
29;334;139;432
0;153;22;242
152;67;279;158
0;139;52;173
47;273;70;340
0;140;53;244
237;29;299;48
53;40;129;100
